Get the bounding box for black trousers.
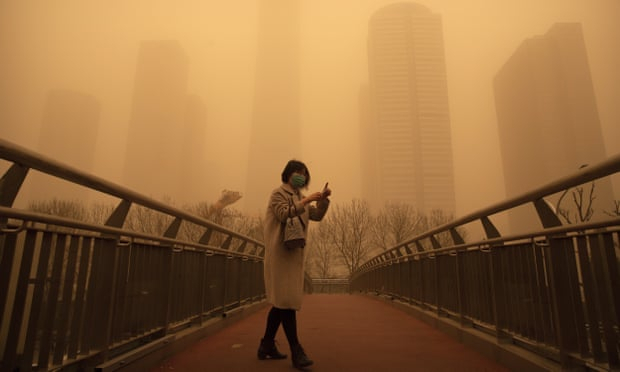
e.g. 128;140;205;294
262;306;299;347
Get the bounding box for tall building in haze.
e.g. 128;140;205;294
494;22;614;232
245;0;302;215
123;40;189;200
179;94;212;204
362;3;455;214
30;89;100;201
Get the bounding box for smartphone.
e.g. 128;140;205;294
321;182;329;197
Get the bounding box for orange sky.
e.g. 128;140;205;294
0;0;618;221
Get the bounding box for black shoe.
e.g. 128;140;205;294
257;338;287;360
291;343;313;369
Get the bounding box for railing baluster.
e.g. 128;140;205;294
21;231;52;370
67;236;93;359
52;234;80;365
4;230;36;370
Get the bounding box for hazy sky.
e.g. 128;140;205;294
1;0;618;218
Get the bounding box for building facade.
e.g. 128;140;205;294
123;40;189;200
362;3;456;214
494;23;614;231
30;89;100;202
244;0;302;215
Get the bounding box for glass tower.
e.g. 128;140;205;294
363;3;455;214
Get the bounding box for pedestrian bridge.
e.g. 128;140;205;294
1;138;619;371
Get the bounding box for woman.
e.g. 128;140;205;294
258;159;331;369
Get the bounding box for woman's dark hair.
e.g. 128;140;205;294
281;159;311;186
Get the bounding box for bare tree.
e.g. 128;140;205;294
28;198;88;221
370;202;424;253
324;199;373;275
418;209;463;249
220;208;262;240
179;190;248;245
28;198;90;233
206;190;243;225
26;191;257;250
557;182;596;224
604;200;620;217
306;222;336;278
248;215;265;242
124;204;172;236
89;202;116;225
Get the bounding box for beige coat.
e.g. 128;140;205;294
263;183;330;310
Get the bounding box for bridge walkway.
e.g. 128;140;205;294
149;294;509;372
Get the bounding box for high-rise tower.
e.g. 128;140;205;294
123;40;189;200
179;94;212;204
494;23;614;231
245;0;301;215
38;90;100;169
363;3;455;214
30;89;100;201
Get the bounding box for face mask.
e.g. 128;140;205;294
291;174;306;188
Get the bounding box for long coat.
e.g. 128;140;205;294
263;183;330;310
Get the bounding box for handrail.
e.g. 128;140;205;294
358;152;620;270
0;206;262;260
0;137;266;372
350;153;620;370
0;137;263;247
357;216;620;267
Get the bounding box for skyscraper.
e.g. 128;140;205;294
245;0;301;215
123;40;189;200
179;94;211;204
494;23;614;231
30;89;100;201
38;90;100;169
363;3;455;214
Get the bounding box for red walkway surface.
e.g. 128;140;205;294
151;294;509;371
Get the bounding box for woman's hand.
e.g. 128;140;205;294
302;192;323;205
321;187;332;199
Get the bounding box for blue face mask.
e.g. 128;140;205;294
291;174;306;188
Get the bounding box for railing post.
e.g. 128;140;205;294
544;237;581;368
163;246;175;333
433;254;440;316
0;163;29;207
455;251;471;327
489;246;510;342
100;237;121;362
590;232;620;368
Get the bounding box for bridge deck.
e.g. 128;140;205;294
150;294;509;371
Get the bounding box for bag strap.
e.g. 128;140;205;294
294;203;307;231
283;190;306;231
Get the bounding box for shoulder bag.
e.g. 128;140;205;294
283;197;306;249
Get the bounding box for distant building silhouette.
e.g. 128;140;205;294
494;22;614;232
123;40;189;200
245;0;302;215
31;89;100;201
180;94;215;204
362;3;456;214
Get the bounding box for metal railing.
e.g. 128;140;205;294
0;138;266;372
311;278;350;294
351;153;620;370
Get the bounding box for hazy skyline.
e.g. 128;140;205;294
495;22;616;233
123;40;189;200
1;1;618;220
245;0;303;214
363;3;456;213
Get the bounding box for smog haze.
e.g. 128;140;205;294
1;0;618;217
